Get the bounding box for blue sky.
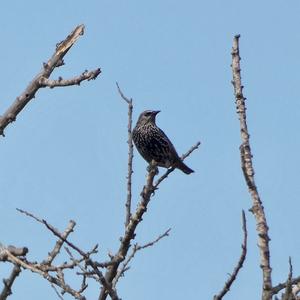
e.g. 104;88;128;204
1;1;300;299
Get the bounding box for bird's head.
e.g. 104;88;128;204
136;110;160;126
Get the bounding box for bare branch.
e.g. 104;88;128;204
213;210;247;300
65;248;90;291
138;228;171;250
39;69;101;88
98;162;158;300
0;246;28;258
112;228;171;287
0;24;101;137
42;220;76;265
17;208;86;258
272;258;300;298
231;34;272;299
98;139;200;300
281;257;295;300
17;208;119;300
0;264;21;300
116;82;134;228
1;249;84;300
50;283;64;300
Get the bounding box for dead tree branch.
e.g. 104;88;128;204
39;69;100;88
98;162;158;300
231;34;272;300
0;24;101;137
272;277;300;298
0;247;85;299
0;264;21;300
271;258;300;299
112;228;171;287
213;210;247;300
16;208;120;300
281;257;295;300
116;82;134;228
42;220;76;265
98;141;200;300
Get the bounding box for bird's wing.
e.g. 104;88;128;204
153;127;180;159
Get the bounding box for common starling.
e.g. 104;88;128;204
132;110;194;174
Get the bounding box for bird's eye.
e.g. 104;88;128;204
144;112;152;117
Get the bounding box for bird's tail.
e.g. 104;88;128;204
176;160;194;174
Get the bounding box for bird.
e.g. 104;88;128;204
132;110;194;174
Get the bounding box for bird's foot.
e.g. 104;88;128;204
147;164;159;175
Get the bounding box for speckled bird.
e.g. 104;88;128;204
132;110;194;174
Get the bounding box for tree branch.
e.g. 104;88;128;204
116;82;134;228
0;24;101;137
39;69;101;88
42;220;76;265
271;258;300;298
1;249;84;300
281;257;295;300
16;208;120;300
0;246;28;258
112;228;171;287
231;34;272;299
213;210;247;300
98;162;158;300
98;141;200;300
0;264;21;300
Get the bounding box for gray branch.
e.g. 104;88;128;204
0;24;101;137
213;210;247;300
116;83;134;228
17;208;119;300
39;69;101;88
0;265;21;300
98;142;200;300
112;228;171;287
231;34;272;300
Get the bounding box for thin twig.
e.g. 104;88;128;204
64;247;91;290
213;210;247;300
231;34;272;300
112;228;171;287
116;82;134;228
17;208;119;300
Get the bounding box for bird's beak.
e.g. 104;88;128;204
153;110;160;116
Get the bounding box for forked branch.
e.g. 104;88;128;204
99;142;200;300
0;24;101;137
